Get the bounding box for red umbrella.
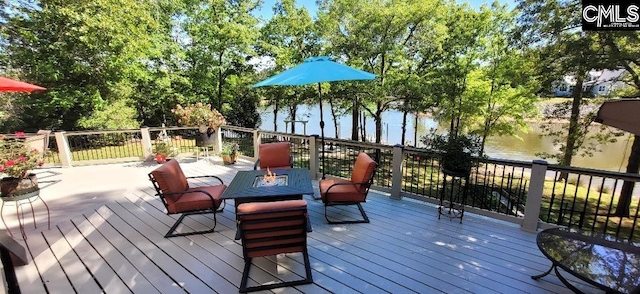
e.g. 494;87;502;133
0;76;46;92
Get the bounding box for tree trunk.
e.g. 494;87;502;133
361;111;367;142
401;107;408;146
217;52;224;110
414;113;418;147
352;96;359;140
289;105;297;134
558;74;585;181
375;102;383;143
273;101;279;132
615;135;640;217
329;96;338;138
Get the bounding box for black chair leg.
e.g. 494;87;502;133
324;203;370;224
165;210;217;238
239;253;313;293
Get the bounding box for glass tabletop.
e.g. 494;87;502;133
537;228;640;293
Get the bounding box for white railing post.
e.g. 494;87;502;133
214;126;222;154
390;144;404;200
253;129;261;161
54;131;73;167
309;135;319;180
140;127;153;161
521;160;548;232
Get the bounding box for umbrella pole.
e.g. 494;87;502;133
318;83;326;180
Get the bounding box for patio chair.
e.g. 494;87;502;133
319;152;377;224
236;200;312;292
253;141;293;170
148;160;226;238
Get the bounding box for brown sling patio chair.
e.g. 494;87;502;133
236;200;312;292
148;160;226;238
253;141;293;170
319;152;377;224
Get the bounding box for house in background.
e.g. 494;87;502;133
552;69;628;97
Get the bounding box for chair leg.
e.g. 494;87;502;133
165;210;217;238
239;253;313;293
216;200;226;212
324;203;370;224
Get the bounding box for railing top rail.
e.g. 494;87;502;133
63;129;142;135
222;125;254;133
548;163;640;182
483;157;534;169
148;126;198;132
323;137;394;150
258;130;311;140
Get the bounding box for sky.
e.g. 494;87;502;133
255;0;517;21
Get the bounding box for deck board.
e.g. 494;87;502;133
4;160;603;293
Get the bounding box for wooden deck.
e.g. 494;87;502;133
2;157;600;293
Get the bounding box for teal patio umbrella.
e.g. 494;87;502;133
253;56;376;179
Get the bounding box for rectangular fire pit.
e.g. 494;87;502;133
253;175;289;187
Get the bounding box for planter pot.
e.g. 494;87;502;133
222;154;238;165
195;132;216;147
156;154;167;164
0;173;39;198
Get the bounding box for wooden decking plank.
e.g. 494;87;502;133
22;229;75;293
40;224;102;293
54;219;133;294
359;195;589;292
109;200;233;293
90;206;179;294
307;196;569;293
70;213;135;294
13;239;47;294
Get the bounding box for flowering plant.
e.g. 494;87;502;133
171;103;226;129
0;133;44;179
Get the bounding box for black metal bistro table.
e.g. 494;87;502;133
533;227;640;294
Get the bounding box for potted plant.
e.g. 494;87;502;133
220;142;240;165
0;133;45;198
153;142;175;163
422;132;483;177
171;103;226;147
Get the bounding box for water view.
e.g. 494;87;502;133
259;104;633;172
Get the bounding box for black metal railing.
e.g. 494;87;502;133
149;126;200;156
260;131;311;169
221;126;255;158
65;130;144;162
543;165;640;242
321;138;393;189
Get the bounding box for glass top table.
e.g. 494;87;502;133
533;227;640;294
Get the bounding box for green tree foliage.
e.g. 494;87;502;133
1;0;166;131
256;0;319;133
182;0;261;112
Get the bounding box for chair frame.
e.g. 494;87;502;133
322;168;377;224
237;205;313;292
148;174;225;238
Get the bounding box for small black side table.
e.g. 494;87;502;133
438;169;469;223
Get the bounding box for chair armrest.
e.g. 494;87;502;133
253;159;260;170
186;175;224;185
323;181;371;201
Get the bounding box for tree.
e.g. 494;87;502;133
1;0;171;130
255;0;320;134
600;31;640;216
183;0;261;111
517;0;612;180
318;0;443;143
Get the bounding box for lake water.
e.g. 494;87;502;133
258;104;633;172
